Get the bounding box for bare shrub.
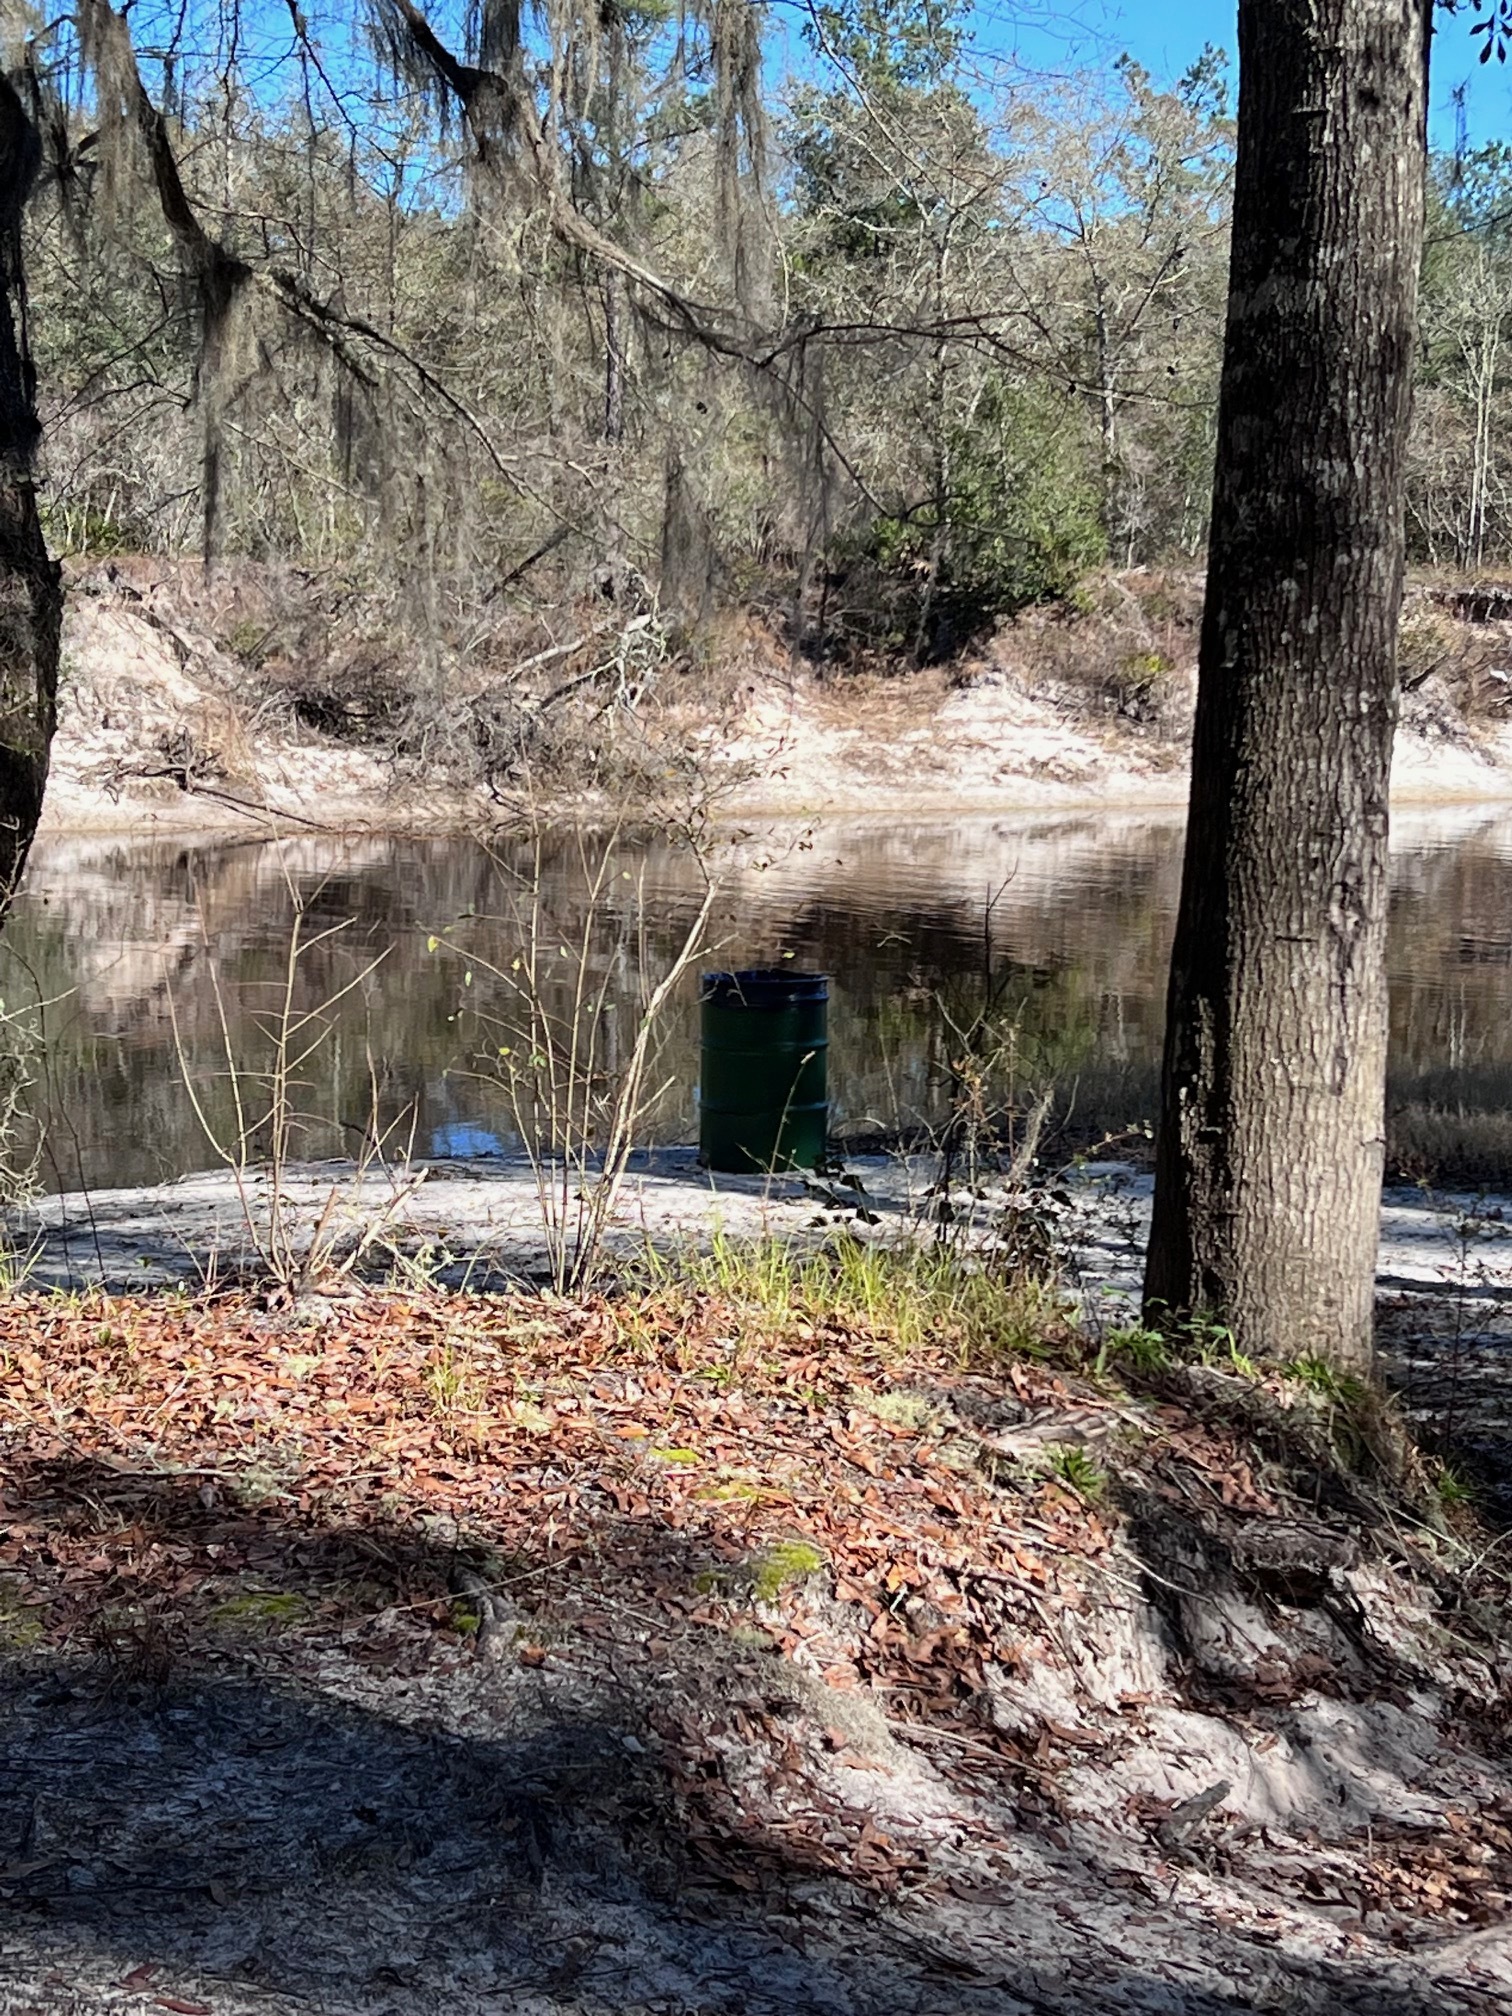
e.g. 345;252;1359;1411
435;822;719;1293
169;883;424;1295
1401;593;1512;728
990;570;1200;731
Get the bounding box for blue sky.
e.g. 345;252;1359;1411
988;0;1512;149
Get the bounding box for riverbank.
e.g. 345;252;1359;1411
19;1154;1512;1476
41;562;1512;835
0;1196;1509;2013
16;1149;1510;1305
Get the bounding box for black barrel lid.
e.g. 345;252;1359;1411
701;967;828;1006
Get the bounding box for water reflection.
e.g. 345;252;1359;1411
9;807;1512;1194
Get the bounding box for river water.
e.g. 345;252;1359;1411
9;806;1512;1195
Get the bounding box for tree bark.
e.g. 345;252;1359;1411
604;266;626;446
1144;0;1430;1371
0;78;58;909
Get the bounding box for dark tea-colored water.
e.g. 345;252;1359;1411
10;805;1512;1193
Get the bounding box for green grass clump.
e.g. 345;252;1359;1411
751;1539;825;1604
1093;1324;1170;1378
210;1589;310;1632
660;1230;1064;1363
1286;1353;1369;1407
424;1343;486;1418
1132;1307;1258;1377
1435;1463;1478;1511
1039;1443;1106;1499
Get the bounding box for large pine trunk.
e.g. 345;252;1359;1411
0;85;58;909
1144;0;1430;1372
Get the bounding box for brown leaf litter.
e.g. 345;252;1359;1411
0;1283;1509;2013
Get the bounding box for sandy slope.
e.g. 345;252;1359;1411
39;572;1512;837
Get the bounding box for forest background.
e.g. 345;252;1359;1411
15;0;1512;802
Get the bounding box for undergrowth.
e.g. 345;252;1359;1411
639;1228;1069;1366
608;1228;1454;1527
0;1209;1476;1579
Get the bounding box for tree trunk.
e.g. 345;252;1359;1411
0;81;58;910
913;228;953;665
603;266;626;446
1143;0;1430;1372
1092;295;1121;556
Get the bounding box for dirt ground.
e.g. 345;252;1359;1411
1;1172;1511;2014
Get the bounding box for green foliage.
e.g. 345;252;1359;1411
1435;1462;1478;1510
694;1477;763;1503
1432;140;1512;242
40;500;144;558
693;1536;824;1603
1141;1305;1258;1375
31;0;1498;671
210;1589;310;1632
1286;1353;1369;1407
872;375;1107;643
791;0;980;262
220;617;276;666
668;1229;1064;1363
1039;1442;1105;1498
804;0;966;88
424;1344;486;1419
1093;1324;1171;1378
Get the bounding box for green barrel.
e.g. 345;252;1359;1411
699;969;829;1174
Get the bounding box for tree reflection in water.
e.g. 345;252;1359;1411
7;807;1512;1194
